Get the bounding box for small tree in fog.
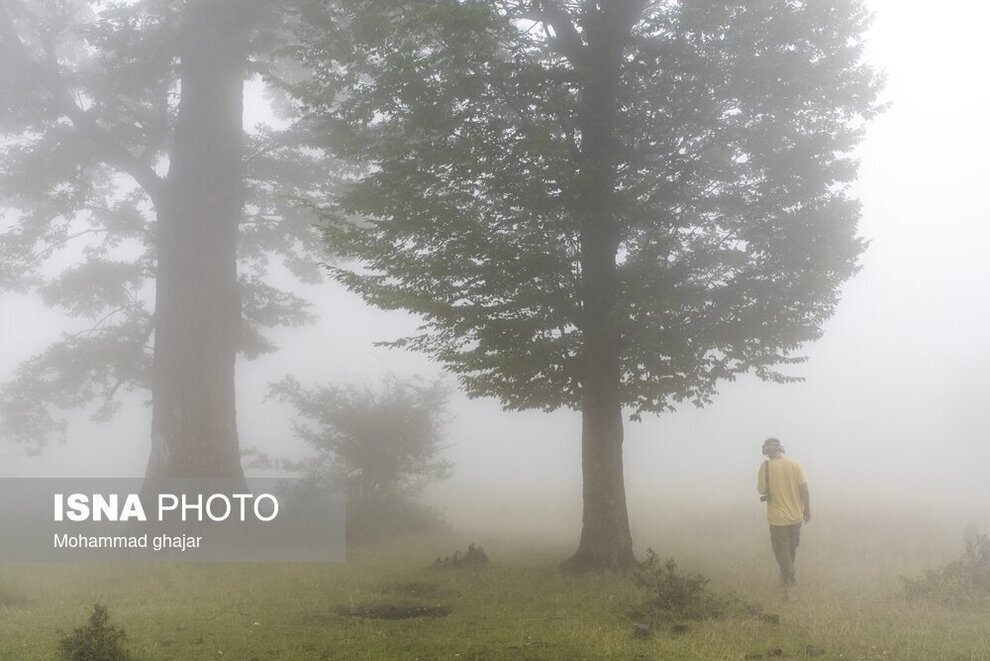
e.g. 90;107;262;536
271;376;451;537
292;0;883;567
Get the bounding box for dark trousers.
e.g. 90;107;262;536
769;523;801;586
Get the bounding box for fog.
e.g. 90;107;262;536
1;0;988;552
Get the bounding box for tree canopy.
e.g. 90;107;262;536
294;0;882;416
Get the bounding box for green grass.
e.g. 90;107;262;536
2;522;989;660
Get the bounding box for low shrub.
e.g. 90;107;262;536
432;543;489;569
632;549;758;622
902;532;990;606
57;603;133;661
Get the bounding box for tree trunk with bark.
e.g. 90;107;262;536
146;1;248;479
563;5;636;571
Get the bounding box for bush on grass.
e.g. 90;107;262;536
431;543;488;569
57;603;133;661
632;549;757;622
902;531;990;606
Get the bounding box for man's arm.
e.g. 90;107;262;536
799;483;811;522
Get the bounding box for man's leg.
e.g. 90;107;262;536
788;524;802;585
769;525;795;586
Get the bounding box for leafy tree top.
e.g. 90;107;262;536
292;0;883;417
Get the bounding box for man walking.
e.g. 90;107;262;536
757;437;810;591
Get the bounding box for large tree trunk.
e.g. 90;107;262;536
146;1;248;479
564;5;636;571
566;368;635;570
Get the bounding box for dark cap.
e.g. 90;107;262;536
762;437;784;454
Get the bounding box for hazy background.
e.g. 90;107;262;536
1;0;988;553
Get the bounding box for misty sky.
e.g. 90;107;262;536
1;0;988;530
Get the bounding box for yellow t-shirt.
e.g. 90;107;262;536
757;456;807;526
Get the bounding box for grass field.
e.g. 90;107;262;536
2;507;989;660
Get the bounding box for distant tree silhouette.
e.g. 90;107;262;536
271;375;451;537
0;0;333;477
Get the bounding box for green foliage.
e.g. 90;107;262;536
57;603;132;661
633;550;753;622
269;375;451;538
292;0;883;416
902;533;990;606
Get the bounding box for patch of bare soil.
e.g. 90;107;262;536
381;581;451;599
336;603;452;620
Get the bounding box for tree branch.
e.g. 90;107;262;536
523;1;588;68
0;1;166;204
27;227;110;266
